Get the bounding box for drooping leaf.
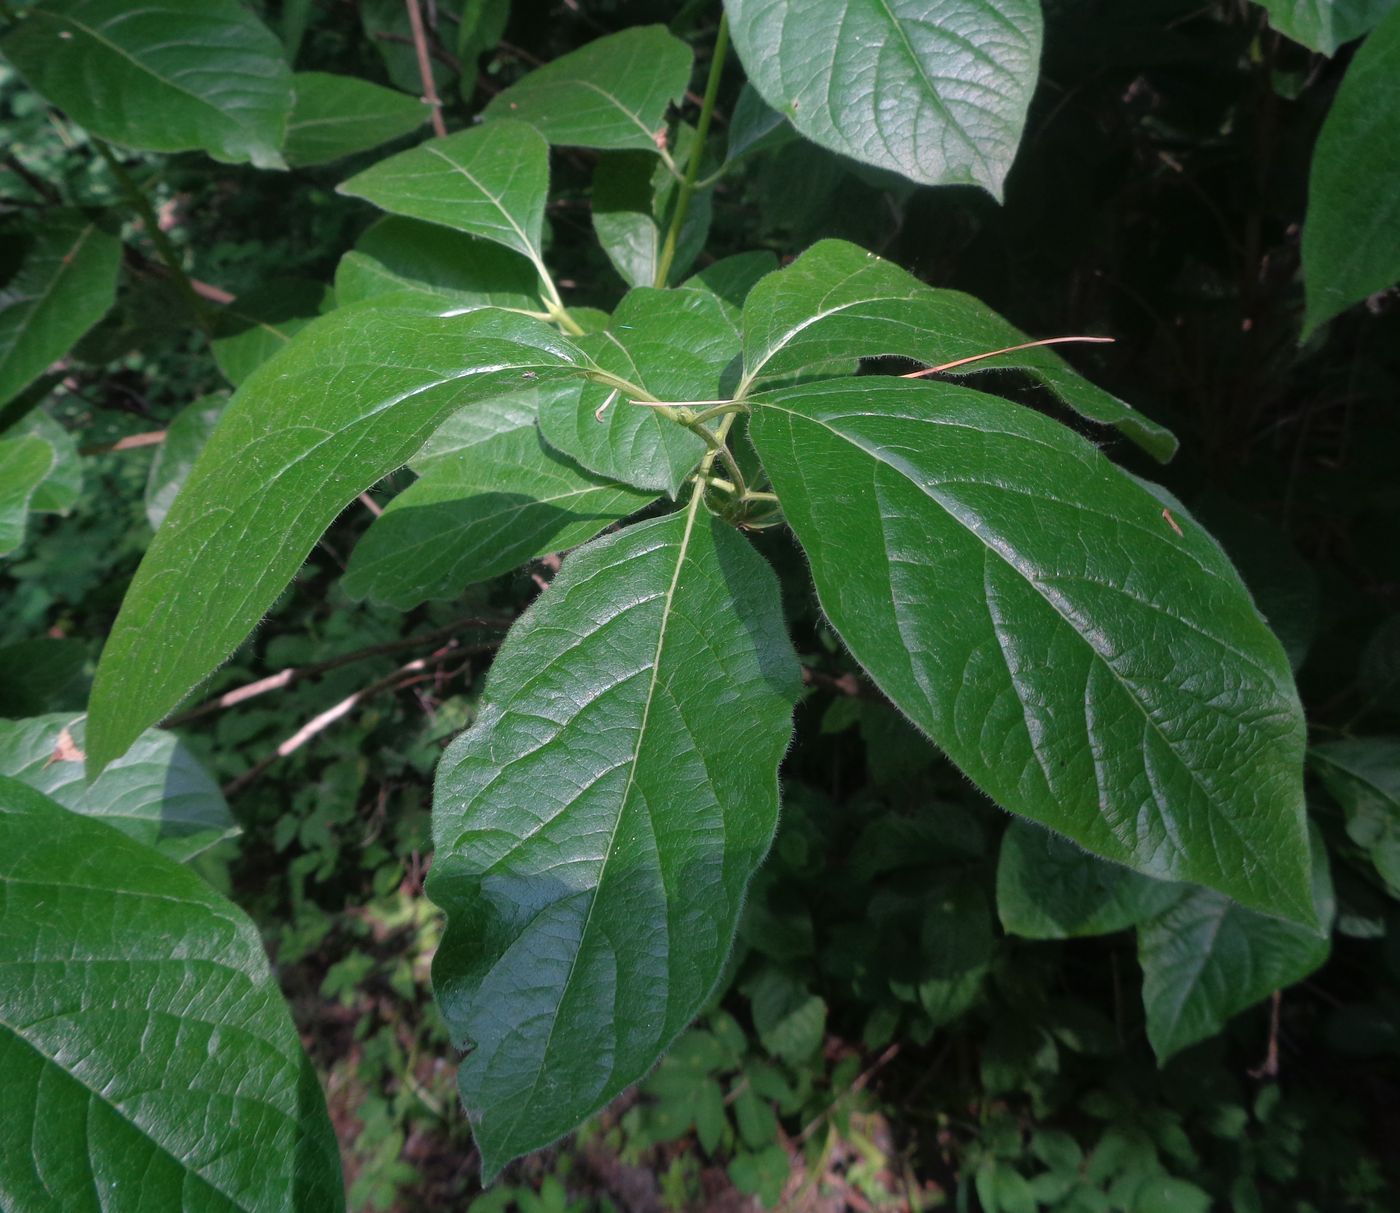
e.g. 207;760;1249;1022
1138;828;1334;1062
0;714;234;863
86;306;587;773
997;818;1185;939
338;120;551;270
483;25;692;151
334;215;542;311
344;388;656;608
1311;739;1400;897
210;279;332;386
538;287;739;496
1255;0;1398;53
0;210;121;408
748;376;1314;924
0;776;343;1209
739;240;1176;460
0;434;53;556
428;502;800;1177
0;0;294;169
1301;5;1400;336
145;394;227;530
724;0;1043;196
283;71;428;166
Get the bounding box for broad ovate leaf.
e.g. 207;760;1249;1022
86;306;587;773
0;209;121;408
483;25;692;151
1138;828;1334;1061
338;121;550;270
429;501;800;1176
1255;0;1398;53
740;240;1176;461
0;777;343;1210
593;139;712;288
1301;5;1400;336
0;0;294;169
749;376;1314;925
283;71;428;167
724;0;1043;196
344;389;656;608
0;714;234;863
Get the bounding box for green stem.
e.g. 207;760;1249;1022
93;139;211;334
533;260;586;336
653;13;728;289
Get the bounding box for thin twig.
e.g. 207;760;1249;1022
405;0;448;137
1249;990;1282;1079
79;430;166;456
899;335;1115;379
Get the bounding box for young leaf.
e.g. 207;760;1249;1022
483;25;693;151
283;71;428;167
0;777;343;1210
428;502;800;1177
0;210;121;408
724;0;1043;197
0;714;235;863
1310;739;1400;898
0;0;294;169
210;279;333;387
344;389;656;608
338;121;551;271
0;434;53;556
145;395;227;530
1255;0;1397;54
740;240;1176;461
748;376;1314;925
1301;5;1400;336
537;287;740;496
86;306;587;774
1138;828;1334;1062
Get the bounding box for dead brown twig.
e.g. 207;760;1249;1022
404;0;448;137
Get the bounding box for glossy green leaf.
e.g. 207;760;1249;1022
338;121;551;271
1138;829;1333;1061
0;210;121;408
344;388;656;608
1311;739;1400;897
0;0;293;169
483;25;692;151
997;818;1185;939
0;434;53;557
1255;0;1398;53
86;306;587;773
1301;5;1400;336
748;376;1314;924
740;241;1175;460
0;714;234;863
428;501;800;1177
145;394;226;530
724;0;1043;196
334;216;542;311
593;138;712;288
210;279;332;387
0;776;343;1209
283;71;427;166
538;287;739;496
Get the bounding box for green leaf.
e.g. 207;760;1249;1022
0;638;88;717
976;1159;1038;1213
145;394;227;530
682;251;779;314
343;388;656;608
359;0;457;96
1139;827;1333;1062
747;969;827;1064
0;714;234;863
338;120;551;271
483;25;692;151
283;71;428;167
0;210;121;408
725;83;792;165
748;376;1314;924
210;278;332;387
334;216;542;311
458;0;510;70
1255;0;1398;53
912;876;993;1025
740;241;1176;461
0;0;293;169
0;434;53;556
1301;5;1400;335
0;776;343;1209
1311;739;1400;897
728;1144;790;1206
537;287;739;495
997;818;1185;939
428;502;800;1178
4;406;82;514
86;306;587;773
724;0;1043;196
